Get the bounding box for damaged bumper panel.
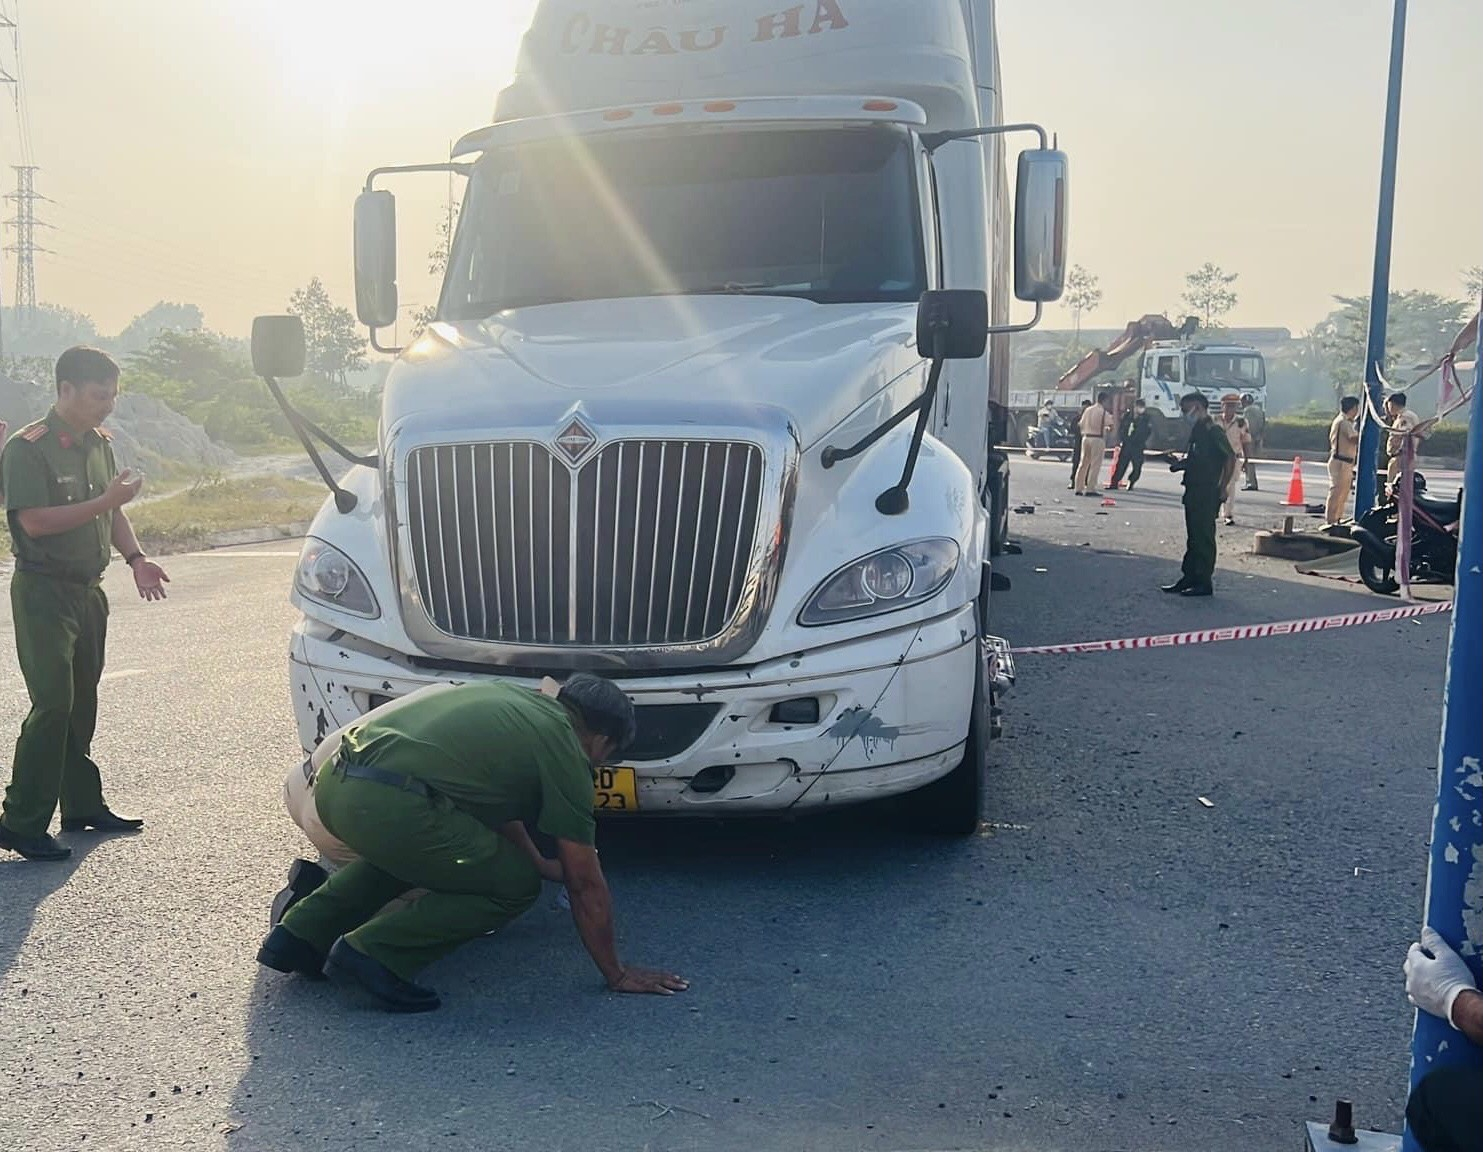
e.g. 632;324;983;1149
288;603;978;814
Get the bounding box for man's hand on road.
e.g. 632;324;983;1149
610;966;689;996
107;469;143;508
131;558;170;601
1405;927;1478;1028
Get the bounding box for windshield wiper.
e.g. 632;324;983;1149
680;283;785;296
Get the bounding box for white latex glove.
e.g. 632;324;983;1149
1405;927;1478;1029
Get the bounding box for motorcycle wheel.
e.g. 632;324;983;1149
1357;547;1400;596
1356;507;1401;595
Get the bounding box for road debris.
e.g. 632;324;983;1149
1197;796;1215;808
632;1099;712;1122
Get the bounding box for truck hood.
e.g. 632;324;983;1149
387;296;922;448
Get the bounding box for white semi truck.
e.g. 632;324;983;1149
252;0;1068;833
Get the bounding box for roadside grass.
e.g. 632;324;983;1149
0;475;326;559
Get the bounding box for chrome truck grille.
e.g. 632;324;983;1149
404;440;765;648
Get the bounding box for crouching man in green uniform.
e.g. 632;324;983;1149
256;674;688;1011
0;347;170;862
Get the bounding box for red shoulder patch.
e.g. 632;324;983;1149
19;424;47;443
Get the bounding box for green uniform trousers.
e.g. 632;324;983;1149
279;762;542;981
1180;487;1221;586
1406;1065;1483;1152
2;571;108;837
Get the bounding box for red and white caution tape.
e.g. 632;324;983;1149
1011;599;1453;655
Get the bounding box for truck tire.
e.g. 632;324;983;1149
987;455;1010;558
908;644;987;836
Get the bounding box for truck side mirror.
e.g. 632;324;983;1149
917;290;988;361
251;314;306;379
354;190;399;329
1013;149;1069;303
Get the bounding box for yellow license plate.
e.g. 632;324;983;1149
594;766;638;812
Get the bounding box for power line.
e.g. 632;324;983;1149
5;162;47;321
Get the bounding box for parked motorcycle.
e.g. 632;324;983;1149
1351;472;1460;596
1025;415;1075;463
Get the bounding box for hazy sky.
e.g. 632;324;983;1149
6;0;1480;343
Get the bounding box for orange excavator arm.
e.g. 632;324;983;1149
1056;314;1197;391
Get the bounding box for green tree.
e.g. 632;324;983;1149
115;301;204;354
1062;265;1102;345
2;304;99;359
1464;266;1483;303
128;329;250;393
408;204;461;340
288;276;368;389
1311;290;1471;399
428;202;459;277
1181;263;1239;329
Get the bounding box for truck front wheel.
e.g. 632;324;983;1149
908;649;987;836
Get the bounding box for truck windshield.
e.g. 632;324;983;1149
1186;353;1265;389
440;125;925;318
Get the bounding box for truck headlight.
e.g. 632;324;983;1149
295;539;379;618
799;539;959;627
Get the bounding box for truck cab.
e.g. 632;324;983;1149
1139;341;1268;444
255;0;1067;834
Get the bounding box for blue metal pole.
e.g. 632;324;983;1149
1403;313;1483;1150
1355;0;1409;520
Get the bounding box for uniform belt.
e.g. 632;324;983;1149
1332;454;1356;464
336;760;435;800
13;561;103;585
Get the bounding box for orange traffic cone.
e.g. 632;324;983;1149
1282;457;1305;506
1106;445;1121;488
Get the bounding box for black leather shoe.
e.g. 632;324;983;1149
0;825;71;861
1180;583;1214;597
324;937;440;1012
256;925;328;981
269;858;329;927
60;809;143;833
1160;579;1191;594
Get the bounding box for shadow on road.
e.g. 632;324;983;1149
0;839;98;986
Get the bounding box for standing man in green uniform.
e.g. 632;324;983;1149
257;673;689;1011
1161;391;1235;598
0;347;170;862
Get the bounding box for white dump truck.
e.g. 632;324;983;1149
251;0;1068;833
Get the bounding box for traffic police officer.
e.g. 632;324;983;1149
257;673;689;1011
1161;391;1235;598
0;347;169;862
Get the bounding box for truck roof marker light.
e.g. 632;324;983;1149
653;103;684;116
704;101;737;113
603;109;634;121
863;100;898;112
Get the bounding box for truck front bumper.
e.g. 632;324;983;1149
288;604;981;814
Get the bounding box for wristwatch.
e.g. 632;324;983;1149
124;551;146;567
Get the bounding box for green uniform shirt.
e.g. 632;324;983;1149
340;682;598;845
1;409;117;581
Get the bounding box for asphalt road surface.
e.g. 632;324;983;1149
0;452;1455;1152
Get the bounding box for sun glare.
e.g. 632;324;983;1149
258;0;535;103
